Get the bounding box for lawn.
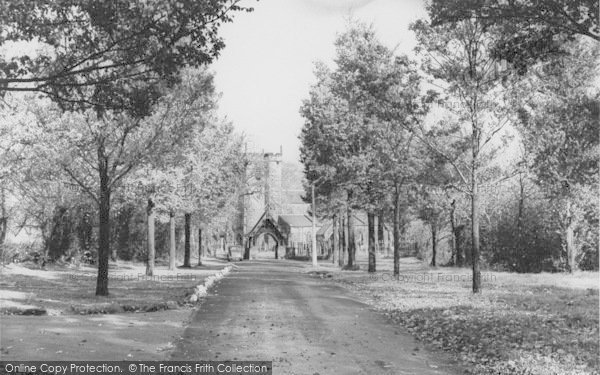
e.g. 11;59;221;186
0;258;232;360
315;254;599;375
0;259;230;315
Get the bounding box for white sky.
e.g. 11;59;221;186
211;0;428;163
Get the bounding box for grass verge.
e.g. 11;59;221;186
330;257;599;375
0;259;229;315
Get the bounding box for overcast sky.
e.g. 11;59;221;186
211;0;428;163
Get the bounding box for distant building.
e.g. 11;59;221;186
235;148;396;260
277;214;319;256
235;148;318;258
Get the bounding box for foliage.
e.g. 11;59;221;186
514;39;599;271
516;41;599;191
300;21;431;272
0;0;253;114
4;68;226;294
414;186;448;261
299;62;349;218
120;68;222;215
301;21;401;213
484;189;563;273
427;0;599;73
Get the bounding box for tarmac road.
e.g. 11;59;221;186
171;260;462;375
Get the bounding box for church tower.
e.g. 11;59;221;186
263;146;283;221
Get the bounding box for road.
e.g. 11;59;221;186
171;260;461;375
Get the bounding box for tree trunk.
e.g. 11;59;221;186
183;213;191;267
430;224;437;267
338;211;346;267
393;184;401;276
338;211;348;267
244;237;250;260
169;212;176;270
0;187;7;249
449;199;457;266
516;172;526;266
96;156;111;296
377;211;384;256
109;206;117;262
347;207;356;268
198;227;203;266
0;187;9;263
516;173;525;234
339;212;346;267
456;225;465;266
145;199;155;276
368;212;376;272
565;199;576;273
332;215;339;265
191;223;196;262
471;146;481;293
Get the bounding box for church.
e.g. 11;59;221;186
233;147;320;259
233;148;393;260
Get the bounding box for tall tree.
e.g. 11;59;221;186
411;17;517;292
302;22;418;271
415;186;448;267
188;119;247;261
301;22;431;273
373;54;429;277
0;100;33;252
514;39;599;272
300;62;353;267
27;69;216;295
125;68;218;274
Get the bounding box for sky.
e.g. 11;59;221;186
210;0;428;163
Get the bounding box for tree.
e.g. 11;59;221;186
27;69;216;295
301;22;421;272
186;119;246;264
447;190;469;267
0;100;32;253
161;118;245;269
514;39;599;272
428;0;599;73
372;54;429;277
300;62;354;268
1;95;92;262
415;186;448;267
0;0;252;114
301;22;432;274
124;68;219;274
411;17;517;293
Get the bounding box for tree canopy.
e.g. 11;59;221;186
427;0;599;73
0;0;252;115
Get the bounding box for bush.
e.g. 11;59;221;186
489;205;562;273
46;206;76;261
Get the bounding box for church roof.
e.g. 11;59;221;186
278;214;314;228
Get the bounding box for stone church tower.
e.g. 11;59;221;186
263;146;283;220
233;146;311;258
234;147;284;247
